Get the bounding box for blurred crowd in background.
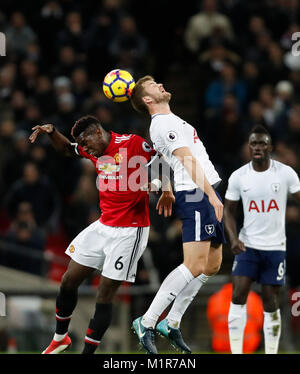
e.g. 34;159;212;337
0;0;300;313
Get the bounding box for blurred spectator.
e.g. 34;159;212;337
185;0;234;54
262;42;289;85
57;11;86;57
52;46;79;78
242;101;267;136
198;40;241;87
205;93;244;175
71;67;91;110
34;75;57;116
2;201;46;275
4;219;45;276
205;62;247;114
18;101;43;132
109;15;148;72
5;11;37;58
242;61;260;102
286;103;300;145
17;59;39;97
280;23;300;51
84;0;123;76
0;63;17;103
0;119;15;193
53;76;72;96
4;162;60;232
273;80;294;139
2;130;30;192
275;141;300;170
246;30;273;64
10;90;27;122
39;1;64;62
257;84;277;130
53;92;78;134
64;170;98;239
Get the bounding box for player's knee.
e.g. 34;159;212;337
185;263;206;277
61;271;79;291
205;263;221;276
96;289;114;304
263;299;279;312
232;289;248;305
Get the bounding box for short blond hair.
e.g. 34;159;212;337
130;75;154;114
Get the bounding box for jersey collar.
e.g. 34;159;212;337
102;131;116;155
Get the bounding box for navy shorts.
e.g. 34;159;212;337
232;247;286;285
175;188;226;244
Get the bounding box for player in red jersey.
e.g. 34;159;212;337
29;115;174;354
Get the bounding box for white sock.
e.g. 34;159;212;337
166;273;211;328
53;332;67;342
263;309;281;354
142;264;194;328
228;302;247;354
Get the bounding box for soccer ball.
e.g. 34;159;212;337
102;69;135;102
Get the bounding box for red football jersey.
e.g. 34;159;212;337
75;131;156;227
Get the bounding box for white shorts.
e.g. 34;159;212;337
65;220;150;283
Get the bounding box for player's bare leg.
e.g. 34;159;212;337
42;259;95;354
156;241;219;353
163;242;221;327
228;275;253;354
261;285;281;354
183;240;211;276
82;275;122;354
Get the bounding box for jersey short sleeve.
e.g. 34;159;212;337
285;166;300;194
132;135;157;163
151;116;189;158
225;171;241;201
70;142;97;164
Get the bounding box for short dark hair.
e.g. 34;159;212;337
71;115;101;139
249;124;271;139
130;75;154;114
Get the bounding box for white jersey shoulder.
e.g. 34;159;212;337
149;113;221;191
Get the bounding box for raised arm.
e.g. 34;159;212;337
173;146;223;222
224;199;245;254
29;124;75;157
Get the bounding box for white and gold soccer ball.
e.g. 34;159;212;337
102;69;135;102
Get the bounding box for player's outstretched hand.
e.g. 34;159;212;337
208;194;223;223
156;191;175;218
29;124;54;143
231;239;246;255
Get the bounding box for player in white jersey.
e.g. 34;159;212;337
224;125;300;354
129;75;225;354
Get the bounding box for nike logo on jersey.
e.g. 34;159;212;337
243;188;251;192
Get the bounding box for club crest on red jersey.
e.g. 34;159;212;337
114;153;123;164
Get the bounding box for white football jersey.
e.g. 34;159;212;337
149;113;221;191
225;159;300;251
